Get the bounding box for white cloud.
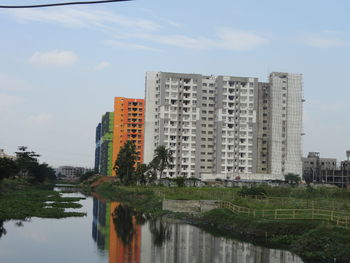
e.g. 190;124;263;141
94;61;111;71
304;36;347;48
144;34;206;49
139;28;268;51
29;50;78;66
26;113;53;125
302;32;348;48
215;28;268;51
104;40;161;51
0;94;23;113
7;7;268;52
0;74;30;91
9;7;160;32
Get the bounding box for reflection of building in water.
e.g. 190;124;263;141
92;198;110;250
142;223;303;263
109;202;141;263
92;200;142;262
92;200;302;263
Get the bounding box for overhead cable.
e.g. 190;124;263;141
0;0;131;8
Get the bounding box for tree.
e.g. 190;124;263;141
29;163;56;183
303;173;313;185
15;146;40;177
0;158;19;181
79;171;95;182
114;140;137;185
284;173;301;186
145;161;158;185
134;163;148;185
13;146;55;184
152;145;173;179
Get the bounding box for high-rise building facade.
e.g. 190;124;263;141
144;71;303;180
95;123;102;173
268;72;303;176
112;97;145;176
100;112;114;176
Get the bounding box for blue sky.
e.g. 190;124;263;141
0;0;349;167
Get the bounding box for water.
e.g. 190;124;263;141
0;188;304;263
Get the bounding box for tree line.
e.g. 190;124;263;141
114;141;173;185
0;146;56;184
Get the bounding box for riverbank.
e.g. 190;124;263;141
93;182;350;263
0;179;86;220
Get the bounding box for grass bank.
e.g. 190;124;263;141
197;208;350;263
0;178;86;220
93;182;350;263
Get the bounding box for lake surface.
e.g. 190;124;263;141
0;187;304;263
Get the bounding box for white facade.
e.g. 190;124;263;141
269;73;303;176
0;149;16;160
56;166;93;178
144;71;303;180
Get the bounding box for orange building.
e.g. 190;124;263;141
112;97;145;176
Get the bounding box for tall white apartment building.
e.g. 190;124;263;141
144;71;303;180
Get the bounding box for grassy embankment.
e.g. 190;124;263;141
94;182;350;263
0;178;86;220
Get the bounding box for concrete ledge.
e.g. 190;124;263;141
162;200;220;213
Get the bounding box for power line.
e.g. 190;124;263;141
0;0;131;8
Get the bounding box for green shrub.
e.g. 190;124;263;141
238;186;267;197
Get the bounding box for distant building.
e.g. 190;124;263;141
302;152;337;173
100;112;114;176
341;160;350;173
95;123;102;173
56;166;93;178
342;151;350;173
302;151;350;187
0;149;16;160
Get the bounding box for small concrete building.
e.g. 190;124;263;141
302;152;337;172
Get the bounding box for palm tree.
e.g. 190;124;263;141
152;145;173;179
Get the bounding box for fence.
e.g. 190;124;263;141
220;201;350;230
239;196;350;212
153;188;236;201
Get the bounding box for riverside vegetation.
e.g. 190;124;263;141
0;178;86;220
0;147;86;220
90;181;350;263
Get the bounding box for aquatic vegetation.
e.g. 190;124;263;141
0;180;86;220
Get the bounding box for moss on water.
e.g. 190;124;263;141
0;179;86;220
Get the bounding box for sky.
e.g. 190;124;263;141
0;0;349;167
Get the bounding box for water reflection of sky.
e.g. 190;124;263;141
0;190;304;263
0;193;108;263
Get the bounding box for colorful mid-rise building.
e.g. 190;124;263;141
100;112;114;176
112;97;145;176
95;123;102;173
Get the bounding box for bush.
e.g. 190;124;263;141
238;186;267;197
173;177;186;187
